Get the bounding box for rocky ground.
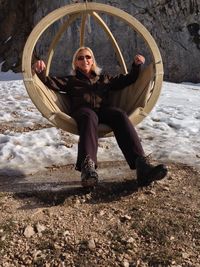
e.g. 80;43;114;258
0;159;200;267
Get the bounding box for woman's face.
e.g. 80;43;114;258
75;49;93;74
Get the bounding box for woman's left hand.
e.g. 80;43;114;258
134;54;145;65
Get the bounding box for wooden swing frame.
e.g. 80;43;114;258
22;2;163;137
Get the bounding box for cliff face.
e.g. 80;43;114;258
0;0;199;82
0;0;35;71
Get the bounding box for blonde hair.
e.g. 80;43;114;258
72;46;102;75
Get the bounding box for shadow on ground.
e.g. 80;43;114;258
0;167;26;185
0;161;139;206
14;179;139;207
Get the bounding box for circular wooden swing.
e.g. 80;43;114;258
22;2;163;137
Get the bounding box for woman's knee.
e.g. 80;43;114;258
74;107;99;125
110;107;128;121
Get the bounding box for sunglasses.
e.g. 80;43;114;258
77;55;92;61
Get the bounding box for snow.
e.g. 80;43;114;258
0;63;23;81
0;70;200;176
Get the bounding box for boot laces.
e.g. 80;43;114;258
142;153;153;165
82;155;95;171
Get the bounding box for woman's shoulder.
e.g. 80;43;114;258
99;71;113;79
97;73;111;83
55;74;74;81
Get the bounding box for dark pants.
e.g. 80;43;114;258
72;107;145;171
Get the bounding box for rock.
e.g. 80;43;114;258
33;250;45;262
162;186;170;191
170;236;175;240
24;225;35;238
182;252;190;259
99;210;106;216
88;238;96;250
123;259;130;267
1;235;6;241
35;222;46;233
127;237;134;243
120;214;132;222
63;230;71;236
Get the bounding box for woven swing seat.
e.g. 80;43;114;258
22;2;163;137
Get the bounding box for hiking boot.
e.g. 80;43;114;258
136;156;167;187
81;155;98;188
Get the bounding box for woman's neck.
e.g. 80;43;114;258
77;68;94;78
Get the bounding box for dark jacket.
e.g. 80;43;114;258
36;63;141;114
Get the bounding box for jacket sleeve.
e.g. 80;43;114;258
36;70;69;92
107;62;141;91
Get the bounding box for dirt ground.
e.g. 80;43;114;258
0;160;200;267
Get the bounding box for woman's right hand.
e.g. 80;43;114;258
134;54;145;65
33;60;46;73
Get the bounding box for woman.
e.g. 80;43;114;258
33;46;167;188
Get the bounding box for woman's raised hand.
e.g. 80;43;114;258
33;60;46;73
134;54;145;65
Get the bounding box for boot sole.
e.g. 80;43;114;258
81;177;98;188
138;165;168;187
